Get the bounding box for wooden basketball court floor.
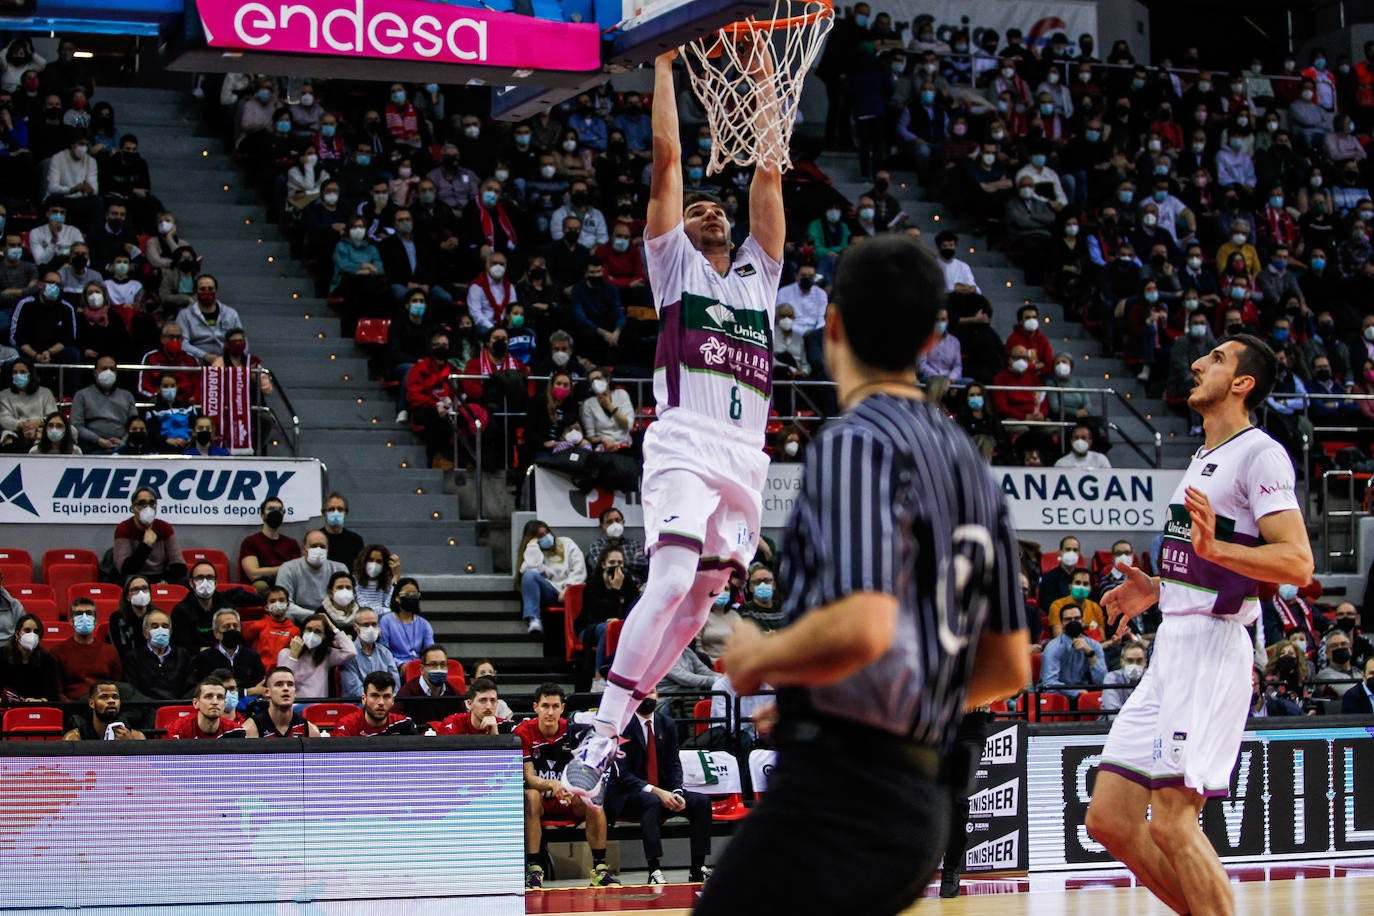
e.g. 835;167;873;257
526;858;1374;914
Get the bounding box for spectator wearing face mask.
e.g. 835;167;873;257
738;563;784;632
1340;656;1374;715
580;367;635;451
338;606;396;698
517;520;586;636
806;204;850;279
1261;580;1326;649
49;598;122;701
775;264;828;336
138;323;200;402
76;283;133;364
278;613;355;700
10;270;79;367
353;543;400;615
1046;567;1107;640
189;609;267;699
158;244;201;311
123;610;193;702
279;530;349;623
1101;643;1148;713
587;507;647;583
144;372;198;453
113;487;186;585
380;578;434;665
1055;423;1112;469
176;274;242;364
467;251;517;335
1039;603;1106;700
242;585;299;672
1037;536;1083;611
0;358;57;452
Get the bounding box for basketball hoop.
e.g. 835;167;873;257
679;0;833;174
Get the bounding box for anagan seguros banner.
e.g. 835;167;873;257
0;456;323;525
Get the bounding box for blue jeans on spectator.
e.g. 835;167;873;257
521;569;558;622
582;621;609;675
394;361;415;411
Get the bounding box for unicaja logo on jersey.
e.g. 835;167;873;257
705;304;735;328
699;338;729;366
702;301;770;348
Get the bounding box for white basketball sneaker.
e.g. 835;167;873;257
560;731;619;805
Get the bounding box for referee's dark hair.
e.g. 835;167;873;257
1219;333;1277;410
832;235;946;372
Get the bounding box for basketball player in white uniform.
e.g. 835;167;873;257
562;45;786;801
1087;335;1313;916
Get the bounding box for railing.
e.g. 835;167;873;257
980;383;1164;467
28;361;300;458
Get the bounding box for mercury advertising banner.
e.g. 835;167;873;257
0;456;323;525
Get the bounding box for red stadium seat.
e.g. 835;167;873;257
709;793;750;821
42;621;73;642
184;548;231;584
0;547;33;573
303;703;358;731
1030;652;1043;686
21;598;59;623
354;317;391;346
155;706;196;732
3;706;65;740
67;583;122;617
11;583;55;604
546;583;585;663
40;549;99;583
1076;691;1103;720
0;561;32;585
693;698;713;736
45;565;95;615
1030;692;1072;723
401;659;467;695
152;583;188;605
605;618;623;657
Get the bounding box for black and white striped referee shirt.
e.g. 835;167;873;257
777;393;1030;746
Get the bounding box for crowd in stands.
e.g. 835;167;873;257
0;37;272;455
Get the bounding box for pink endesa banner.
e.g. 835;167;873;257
197;0;603;72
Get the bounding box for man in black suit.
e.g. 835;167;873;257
605;692;714;885
1341;656;1374;715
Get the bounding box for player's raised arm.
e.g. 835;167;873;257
744;35;785;263
646;51;684;241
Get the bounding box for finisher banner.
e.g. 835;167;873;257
0;456;323;525
965;721;1030;873
198;0;603;71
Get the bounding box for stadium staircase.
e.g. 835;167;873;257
107;86;563;696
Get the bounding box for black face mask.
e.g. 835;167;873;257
1062;620;1085;638
571;191;590;207
1276;654;1299;682
220;630;242;651
107;219;124;234
1226;323;1246;336
1331;647;1352;666
798;277;814;291
1316;369;1333;382
264;509;284;529
1335;617;1356;633
938;248;955;261
178;260;196;272
874;178;889;193
431;346;450;360
71;255;87;270
399;594;421;614
637;697;658;717
128;431;147;447
529;267;546;281
490;341;508;358
195;430;213;446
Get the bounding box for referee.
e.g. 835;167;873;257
699;235;1032;915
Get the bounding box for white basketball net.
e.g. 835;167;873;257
679;0;833;174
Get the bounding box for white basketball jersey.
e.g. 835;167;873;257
644;223;781;446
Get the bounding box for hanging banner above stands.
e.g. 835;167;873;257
881;0;1098;52
196;0;604;71
0;456;323;525
993;467;1185;532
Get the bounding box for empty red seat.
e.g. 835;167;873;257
354;317;391;345
183;548;231;584
152;583;188;605
0;547;33;572
1030;692;1072;723
303;703;358;731
3;706;65;740
11;583;55;604
45;565;95;614
1076;690;1104;720
21;598;59;623
41;549;99;583
692;697;713;736
67;583;122;617
42;621;73;642
0;561;32;585
155;706;196;732
547;582;585;663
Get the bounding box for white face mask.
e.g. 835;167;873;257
1060;550;1080;567
540;165;557;179
268;601;288;617
357;625;380;645
1142;213;1158;227
1231;234;1247;246
158;220;174;235
1023;318;1039;333
1010;358;1029;374
301;631;323;650
489;264;506;280
96;369;117;389
1055;362;1071;379
333;588;354;606
87;292;104;308
564;429;583;444
777;317;794;332
349;227;367;242
1122;663;1144;682
783;440;800;457
825;208;841;222
129;590;151;608
193;580;216;599
365;561;383;578
605;522;624;539
1065;224;1079;237
306;546;327;567
18;631;39;652
137;506;156;525
550;350;570;367
590;378;609;395
1071;438;1090;455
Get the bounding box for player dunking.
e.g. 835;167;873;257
1087;334;1313;916
562;44;786;801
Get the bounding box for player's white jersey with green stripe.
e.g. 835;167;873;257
645;223;781;447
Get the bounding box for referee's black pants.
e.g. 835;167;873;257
694;722;950;915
